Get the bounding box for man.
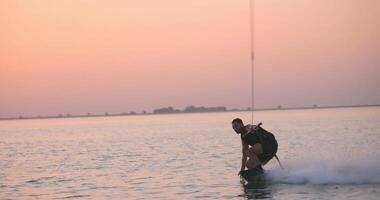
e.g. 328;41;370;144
232;118;278;175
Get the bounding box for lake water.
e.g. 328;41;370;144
1;107;380;199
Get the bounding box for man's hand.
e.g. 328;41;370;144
238;170;244;176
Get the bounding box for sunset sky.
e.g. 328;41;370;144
1;0;379;118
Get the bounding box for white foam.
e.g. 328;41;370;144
267;157;380;184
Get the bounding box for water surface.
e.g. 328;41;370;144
1;107;380;199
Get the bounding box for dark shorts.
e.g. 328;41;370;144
258;139;278;162
258;153;275;162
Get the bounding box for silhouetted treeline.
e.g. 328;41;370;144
153;105;226;114
4;104;379;121
152;106;181;114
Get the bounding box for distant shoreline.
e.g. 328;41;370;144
1;104;379;121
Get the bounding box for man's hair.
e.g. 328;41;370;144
232;118;243;124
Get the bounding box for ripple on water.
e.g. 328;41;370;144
60;194;91;199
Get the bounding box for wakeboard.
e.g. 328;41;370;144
239;165;265;184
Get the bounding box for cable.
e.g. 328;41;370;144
249;0;255;124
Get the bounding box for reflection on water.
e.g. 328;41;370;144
240;175;272;199
241;186;272;200
1;107;380;199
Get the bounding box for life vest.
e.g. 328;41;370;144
242;123;278;161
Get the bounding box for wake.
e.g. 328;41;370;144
266;158;380;185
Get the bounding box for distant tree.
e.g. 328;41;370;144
277;105;282;110
184;105;226;113
153;106;176;114
184;105;196;112
313;104;318;108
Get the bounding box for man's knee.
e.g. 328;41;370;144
245;145;263;157
245;154;260;169
252;143;263;155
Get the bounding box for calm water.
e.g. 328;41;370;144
1;107;380;199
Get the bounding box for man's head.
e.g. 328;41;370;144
232;118;245;134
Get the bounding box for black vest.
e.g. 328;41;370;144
241;124;278;156
241;131;260;146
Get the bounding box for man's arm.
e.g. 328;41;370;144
240;140;249;173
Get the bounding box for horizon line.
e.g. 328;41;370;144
1;104;379;121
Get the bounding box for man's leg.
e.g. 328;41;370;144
245;154;260;169
251;143;263;155
244;143;264;169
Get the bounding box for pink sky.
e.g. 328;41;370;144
1;0;379;118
